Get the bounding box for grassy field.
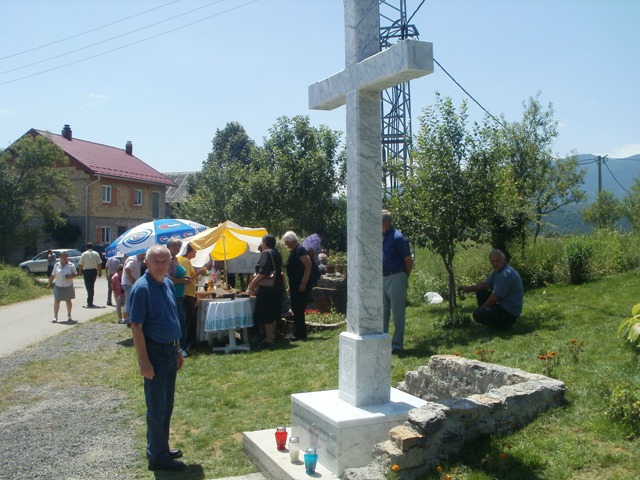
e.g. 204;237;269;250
1;253;639;479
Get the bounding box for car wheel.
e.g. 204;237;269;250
21;266;31;274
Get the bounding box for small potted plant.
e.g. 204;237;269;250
328;251;347;275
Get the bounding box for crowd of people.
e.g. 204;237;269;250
44;214;524;472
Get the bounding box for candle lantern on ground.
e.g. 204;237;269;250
275;426;288;450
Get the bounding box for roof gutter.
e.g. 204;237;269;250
85;175;101;243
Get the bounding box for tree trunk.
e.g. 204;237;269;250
441;251;456;319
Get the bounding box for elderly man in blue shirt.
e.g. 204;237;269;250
382;210;413;355
461;249;524;330
130;245;185;472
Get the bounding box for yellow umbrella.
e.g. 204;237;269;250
182;220;267;287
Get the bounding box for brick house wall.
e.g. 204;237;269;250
61;166;167;245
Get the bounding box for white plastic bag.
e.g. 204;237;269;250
424;292;444;304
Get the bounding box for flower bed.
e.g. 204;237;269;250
305;309;346;329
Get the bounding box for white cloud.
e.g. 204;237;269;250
0;108;14;115
77;93;107;110
610;144;640;159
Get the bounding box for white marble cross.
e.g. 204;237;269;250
309;0;433;406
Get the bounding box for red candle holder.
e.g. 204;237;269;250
275;426;288;450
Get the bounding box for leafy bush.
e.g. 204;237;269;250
408;269;448;305
589;229;640;275
564;237;593;285
0;264;47;305
606;383;640;437
618;303;640;349
511;239;563;288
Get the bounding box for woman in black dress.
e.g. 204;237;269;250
247;234;283;348
282;230;313;341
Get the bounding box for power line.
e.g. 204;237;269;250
0;0;259;87
603;161;631;195
433;57;507;129
0;0;229;76
0;0;184;62
407;0;427;24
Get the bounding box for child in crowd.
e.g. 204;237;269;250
111;264;125;323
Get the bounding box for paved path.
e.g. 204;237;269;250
0;276;113;358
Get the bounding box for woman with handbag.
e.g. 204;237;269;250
282;230;313;341
247;234;283;349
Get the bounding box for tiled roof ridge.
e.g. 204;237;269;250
32;128;175;187
36;129;130;152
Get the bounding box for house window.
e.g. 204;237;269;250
102;185;112;203
134;189;143;206
152;191;161;218
101;227;111;243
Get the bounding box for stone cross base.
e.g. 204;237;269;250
290;388;426;476
338;332;392;406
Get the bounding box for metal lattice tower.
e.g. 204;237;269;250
380;0;420;193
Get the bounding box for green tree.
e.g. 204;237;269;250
391;94;496;316
491;94;583;253
250;116;346;237
43;213;82;246
0;135;77;261
174;122;259;227
530;151;586;240
582;190;623;230
177;117;346;243
622;178;640;230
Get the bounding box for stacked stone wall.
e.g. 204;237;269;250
342;355;566;480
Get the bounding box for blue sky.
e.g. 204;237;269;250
1;0;638;174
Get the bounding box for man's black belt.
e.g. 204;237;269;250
383;269;404;276
145;336;179;347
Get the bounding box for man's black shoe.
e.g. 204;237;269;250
148;458;185;471
392;349;403;356
170;449;183;459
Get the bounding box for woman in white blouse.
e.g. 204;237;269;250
48;251;78;323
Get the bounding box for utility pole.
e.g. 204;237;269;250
596;155;608;194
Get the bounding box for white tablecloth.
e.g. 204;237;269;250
203;298;254;333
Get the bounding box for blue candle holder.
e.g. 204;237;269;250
304;448;318;474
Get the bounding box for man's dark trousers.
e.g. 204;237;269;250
473;290;517;330
83;269;98;306
144;340;178;463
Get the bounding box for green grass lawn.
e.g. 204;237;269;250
2;269;639;479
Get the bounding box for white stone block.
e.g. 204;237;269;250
291;388;426;476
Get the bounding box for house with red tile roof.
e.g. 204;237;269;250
21;124;176;251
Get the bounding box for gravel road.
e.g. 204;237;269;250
0;322;139;480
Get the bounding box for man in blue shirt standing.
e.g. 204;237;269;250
130;245;185;472
382;210;413;354
461;249;524;330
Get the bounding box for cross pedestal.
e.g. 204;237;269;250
288;0;434;476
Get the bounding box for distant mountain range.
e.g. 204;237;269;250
544;154;640;234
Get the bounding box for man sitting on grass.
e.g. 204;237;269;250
460;249;523;330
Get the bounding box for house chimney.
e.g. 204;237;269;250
125;141;133;155
61;124;72;140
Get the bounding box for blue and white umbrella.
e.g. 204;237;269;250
105;219;208;258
